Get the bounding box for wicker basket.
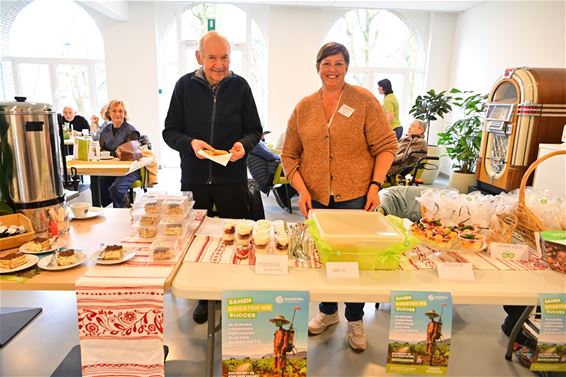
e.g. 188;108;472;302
513;149;566;249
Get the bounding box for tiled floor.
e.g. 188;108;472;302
0;168;535;376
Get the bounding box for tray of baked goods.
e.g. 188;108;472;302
0;213;35;251
410;217;486;252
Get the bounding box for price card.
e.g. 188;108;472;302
490;242;529;261
255;254;288;275
325;262;359;279
437;262;475;280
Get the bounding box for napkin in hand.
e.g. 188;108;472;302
197;149;232;166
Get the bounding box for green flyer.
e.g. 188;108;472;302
386;291;453;375
222;290;309;377
530;293;566;372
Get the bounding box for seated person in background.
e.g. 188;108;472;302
89;103;110;141
59;105;90;136
247;135;296;208
387;119;428;180
58;105;90;155
96;99;141;208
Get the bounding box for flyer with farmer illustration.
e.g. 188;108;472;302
221;290;309;377
386;291;453;375
529;293;566;373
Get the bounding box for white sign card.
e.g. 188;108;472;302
255;254;289;275
325;262;359;279
436;262;475;281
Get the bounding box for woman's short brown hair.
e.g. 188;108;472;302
106;99;128;121
316;42;350;71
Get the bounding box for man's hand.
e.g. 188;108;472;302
191;139;213;159
229;142;245;162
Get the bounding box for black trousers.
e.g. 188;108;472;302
181;182;251;219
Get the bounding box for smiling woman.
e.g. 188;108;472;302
1;0;107;116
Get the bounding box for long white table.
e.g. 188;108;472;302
171;217;566;376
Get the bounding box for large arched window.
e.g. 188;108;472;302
1;0;106;116
159;3;267;166
325;9;425;127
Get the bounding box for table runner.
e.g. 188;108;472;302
185;235;548;272
75;209;206;376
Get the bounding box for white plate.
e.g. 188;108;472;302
37;250;87;271
94;248;136;265
19;238;68;254
99;156;114;160
69;207;104;220
0;254;39;274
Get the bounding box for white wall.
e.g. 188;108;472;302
84;2;162;161
451;1;565;93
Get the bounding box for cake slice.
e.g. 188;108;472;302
100;245;124;260
0;252;27;269
153;247;173;260
26;237;51;251
56;249;77;266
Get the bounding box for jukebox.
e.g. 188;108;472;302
476;67;566;194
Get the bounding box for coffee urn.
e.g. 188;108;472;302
0;97;68;235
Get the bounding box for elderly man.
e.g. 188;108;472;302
58;105;90;136
163;31;262;324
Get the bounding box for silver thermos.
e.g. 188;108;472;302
0;97;67;234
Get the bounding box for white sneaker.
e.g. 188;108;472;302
347;320;367;351
308;311;340;335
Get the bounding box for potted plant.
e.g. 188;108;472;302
409;89;453;144
409;89;453;184
437;89;488;193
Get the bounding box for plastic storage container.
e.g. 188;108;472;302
158;217;188;237
309;209;405;270
150;238;180;261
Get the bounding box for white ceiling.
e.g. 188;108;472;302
82;0;486;21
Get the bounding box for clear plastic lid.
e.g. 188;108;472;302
309;209;403;244
150;238;180;261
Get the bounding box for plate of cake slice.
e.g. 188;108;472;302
20;236;67;254
94;244;136;265
0;252;39;274
37;249;87;271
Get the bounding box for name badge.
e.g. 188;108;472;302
326;262;359;279
255;254;288;275
437;262;475;280
338;104;355;118
490;242;529;261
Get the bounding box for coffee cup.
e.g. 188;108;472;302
70;202;90;218
100;151;111;159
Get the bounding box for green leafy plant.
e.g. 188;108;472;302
409;89;453;143
437;89;488;174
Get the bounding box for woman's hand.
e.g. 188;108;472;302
191;139;213;159
363;185;381;211
229;142;245;162
298;191;313;218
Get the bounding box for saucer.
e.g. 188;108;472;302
69;207;104;220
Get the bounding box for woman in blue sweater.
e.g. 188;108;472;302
95;99;140;208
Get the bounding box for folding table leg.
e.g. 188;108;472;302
205;300;217;377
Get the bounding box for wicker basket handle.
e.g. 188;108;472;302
518;149;566;205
